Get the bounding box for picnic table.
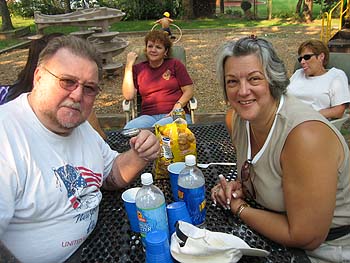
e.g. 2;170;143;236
78;122;311;263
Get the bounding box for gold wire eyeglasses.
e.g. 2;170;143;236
43;67;101;97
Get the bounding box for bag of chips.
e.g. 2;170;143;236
153;119;197;179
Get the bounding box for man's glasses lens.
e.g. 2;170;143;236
59;78;99;96
297;54;316;63
43;67;100;96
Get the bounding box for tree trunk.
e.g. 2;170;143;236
0;0;14;32
182;0;194;19
296;0;303;15
303;0;313;23
220;0;224;14
267;0;272;20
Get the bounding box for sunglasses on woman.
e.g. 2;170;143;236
297;53;317;63
241;159;256;200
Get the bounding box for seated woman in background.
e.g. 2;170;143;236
288;39;350;119
0;33;106;139
212;36;350;263
122;30;194;129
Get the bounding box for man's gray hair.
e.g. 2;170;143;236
37;35;103;79
216;36;289;101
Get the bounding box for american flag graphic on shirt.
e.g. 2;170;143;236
54;164;102;209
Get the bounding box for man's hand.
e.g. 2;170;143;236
129;129;160;162
104;130;160;191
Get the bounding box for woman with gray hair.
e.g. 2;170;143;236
211;36;350;262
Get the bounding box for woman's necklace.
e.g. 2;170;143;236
250;126;261;150
250;104;278;151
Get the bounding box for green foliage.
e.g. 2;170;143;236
314;0;339;13
240;1;252;12
225;8;242;18
193;0;216;17
274;10;296;19
7;0;65;17
6;0;181;20
97;0;181;20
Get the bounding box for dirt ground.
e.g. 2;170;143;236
0;26;321;115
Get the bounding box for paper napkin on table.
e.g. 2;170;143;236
170;221;270;263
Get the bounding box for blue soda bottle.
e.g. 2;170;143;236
177;155;206;226
135;173;169;247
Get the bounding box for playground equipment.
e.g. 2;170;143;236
34;7;125;33
34;7;128;77
321;0;350;53
151;23;183;44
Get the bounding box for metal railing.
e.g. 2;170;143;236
321;0;349;43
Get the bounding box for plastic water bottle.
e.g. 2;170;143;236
177;155;206;226
136;173;169;247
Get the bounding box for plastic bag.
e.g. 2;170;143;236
153;119;197;179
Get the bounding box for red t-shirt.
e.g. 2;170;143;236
133;58;193;115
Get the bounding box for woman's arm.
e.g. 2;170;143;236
122;52;138;100
319;104;346;119
238;121;341;249
178;84;194;107
167;84;194;116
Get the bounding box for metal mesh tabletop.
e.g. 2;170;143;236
80;122;310;263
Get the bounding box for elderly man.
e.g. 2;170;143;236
0;36;160;262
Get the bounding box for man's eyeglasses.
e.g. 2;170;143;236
241;159;256;200
42;67;101;97
297;53;317;63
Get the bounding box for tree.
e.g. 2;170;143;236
303;0;313;23
0;0;14;31
182;0;194;19
295;0;313;23
219;0;224;14
267;0;272;20
241;0;253;19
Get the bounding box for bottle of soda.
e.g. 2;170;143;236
177;155;206;226
172;108;186;121
136;173;169;247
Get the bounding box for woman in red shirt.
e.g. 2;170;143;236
122;30;194;129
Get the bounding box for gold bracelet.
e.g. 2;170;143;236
236;203;249;218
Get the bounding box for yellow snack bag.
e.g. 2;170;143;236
153;120;197;179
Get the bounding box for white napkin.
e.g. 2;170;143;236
170;221;269;263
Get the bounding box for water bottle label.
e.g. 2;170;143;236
137;203;169;243
178;185;206;225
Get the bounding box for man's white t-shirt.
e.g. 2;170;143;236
288;67;350;111
0;93;119;262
